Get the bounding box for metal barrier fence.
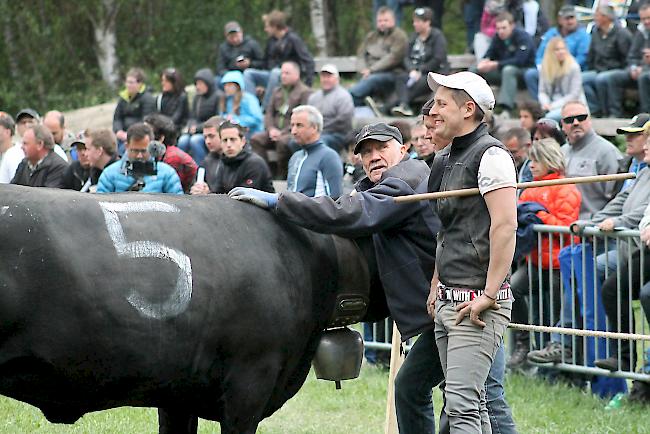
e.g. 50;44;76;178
361;224;650;383
522;224;650;383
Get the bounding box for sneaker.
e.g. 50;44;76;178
391;104;413;117
507;342;529;369
527;342;572;364
365;96;382;117
595;356;631;372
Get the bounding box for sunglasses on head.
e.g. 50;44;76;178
562;114;588;124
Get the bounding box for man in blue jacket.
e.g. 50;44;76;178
523;5;591;100
286;105;342;198
472;11;535;115
97;123;183;194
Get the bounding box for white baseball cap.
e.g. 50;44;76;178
427;71;495;114
320;63;339;76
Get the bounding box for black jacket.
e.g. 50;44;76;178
112;87;156;133
587;23;632;72
274;158;441;341
265;30;315;86
11;151;68;188
156;92;189;132
405;28;450;74
189;68;222;133
199;152;222;192
61;161;90;191
211;149;274;194
485;26;535;68
217;35;265;76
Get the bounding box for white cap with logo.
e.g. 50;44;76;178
427;71;495;114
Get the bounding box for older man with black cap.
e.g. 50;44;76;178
425;69;517;433
229;122;449;434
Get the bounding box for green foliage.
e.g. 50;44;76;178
1;367;650;432
0;0;469;116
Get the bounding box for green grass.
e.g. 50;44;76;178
1;368;650;433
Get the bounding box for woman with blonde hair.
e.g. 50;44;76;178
538;36;587;121
507;137;582;368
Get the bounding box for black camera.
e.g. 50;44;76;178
126;160;156;178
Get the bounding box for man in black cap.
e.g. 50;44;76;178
614;113;650;193
216;21;264;85
229;122;448;434
15;108;40;139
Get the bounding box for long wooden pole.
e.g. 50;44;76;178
384;324;404;434
394;173;635;204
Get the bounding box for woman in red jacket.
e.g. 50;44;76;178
508;137;582;369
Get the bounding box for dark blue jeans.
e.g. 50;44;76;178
348;72;396;107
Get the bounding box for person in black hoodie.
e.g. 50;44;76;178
178;68;222;164
243;10;314;110
193;120;274;194
112;67;155;155
392;7;450;117
156;68;189;135
216;21;264;81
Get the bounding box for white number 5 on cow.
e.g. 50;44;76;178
98;201;193;319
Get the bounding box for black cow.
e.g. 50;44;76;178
0;185;376;433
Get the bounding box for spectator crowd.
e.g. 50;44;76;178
3;0;650;410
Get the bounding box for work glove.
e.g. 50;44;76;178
228;187;279;210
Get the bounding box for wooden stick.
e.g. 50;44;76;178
394;173;635;204
384;324;404;434
509;323;650;341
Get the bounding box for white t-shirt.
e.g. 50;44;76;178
0;144;25;183
477;146;517;196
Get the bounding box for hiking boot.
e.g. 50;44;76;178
390;104;413;117
365;96;382;117
507;341;529;369
595;356;631;372
527;342;572;364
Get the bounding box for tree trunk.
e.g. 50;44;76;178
310;0;328;56
324;0;339;55
87;0;121;89
1;1;19;80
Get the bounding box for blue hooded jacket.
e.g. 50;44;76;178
96;155;183;194
220;71;264;134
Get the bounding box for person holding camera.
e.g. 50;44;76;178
96;123;183;194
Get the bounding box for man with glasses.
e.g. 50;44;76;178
560;101;622;219
97;123;182;194
112;68;156;155
411;119;435;165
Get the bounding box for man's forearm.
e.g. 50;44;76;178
485;222;516;296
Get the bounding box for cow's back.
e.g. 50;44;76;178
0;185;343;423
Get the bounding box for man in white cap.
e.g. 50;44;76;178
307;64;354;152
425;70;517;433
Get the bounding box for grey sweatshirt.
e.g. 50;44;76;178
562;129;622;219
307;85;354;135
586;166;650;232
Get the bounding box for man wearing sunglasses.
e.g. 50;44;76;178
559;101;622;219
